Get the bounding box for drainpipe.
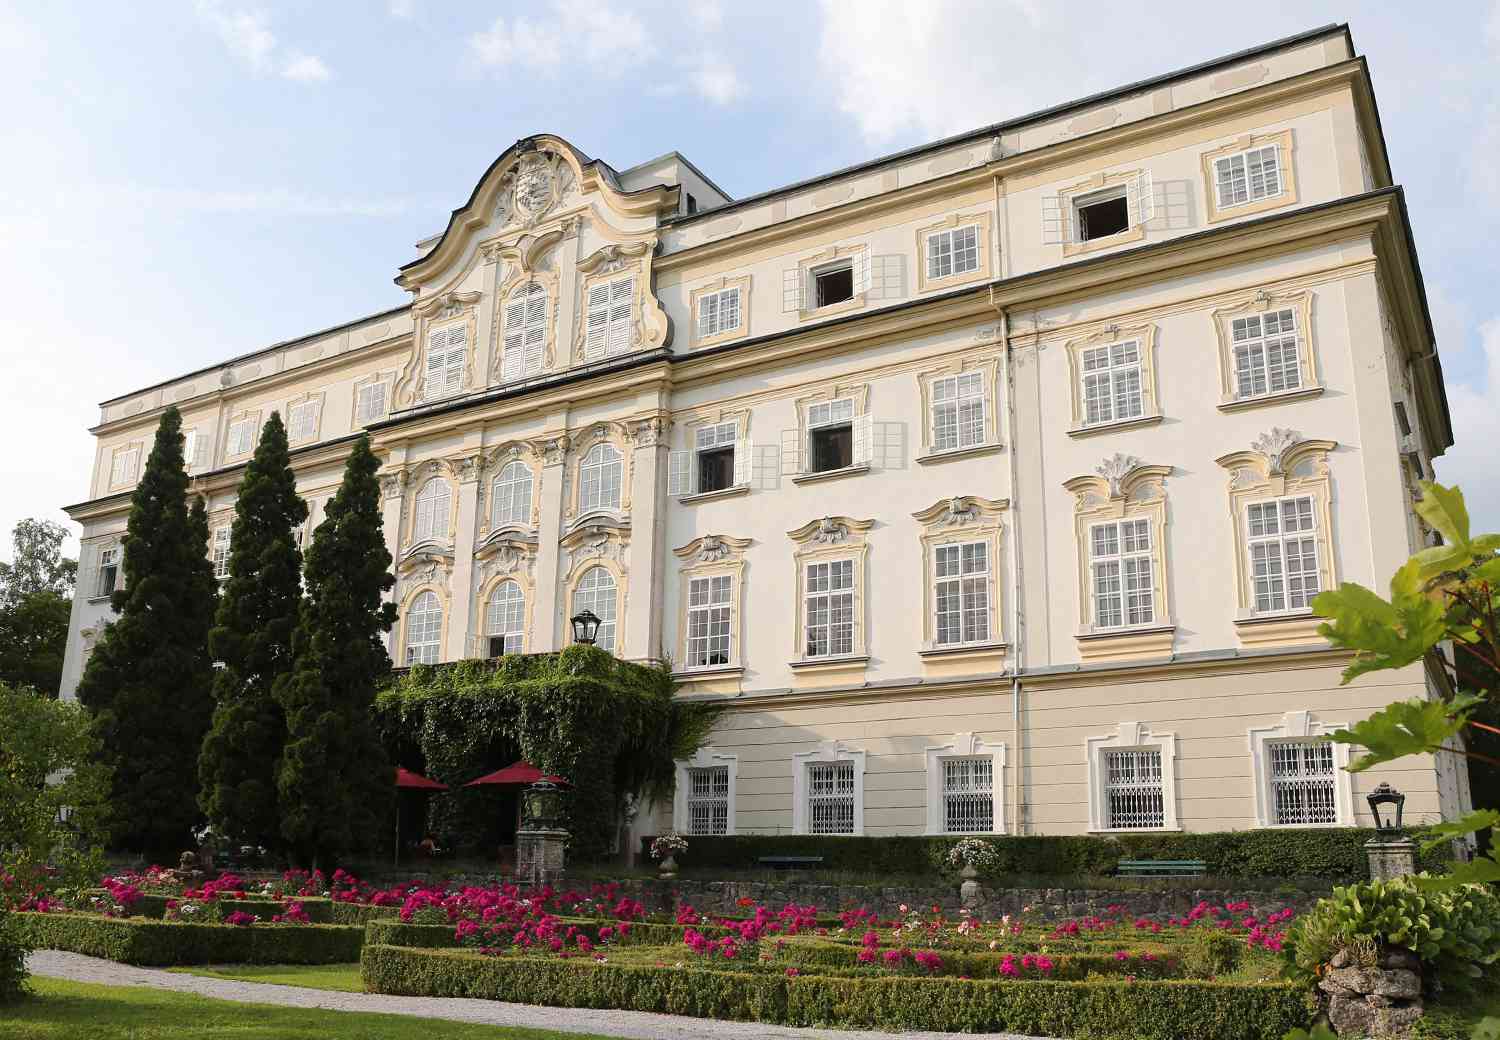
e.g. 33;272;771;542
992;297;1025;837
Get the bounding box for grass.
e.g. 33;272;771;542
165;962;364;992
2;976;615;1039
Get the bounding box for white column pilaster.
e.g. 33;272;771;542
624;415;668;663
531;437;569;652
447;454;482;661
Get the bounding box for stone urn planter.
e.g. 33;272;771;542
658;854;679;879
1318;946;1424;1038
960;864;981;908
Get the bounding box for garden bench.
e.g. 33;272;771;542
757;855;824;871
1116;858;1207;877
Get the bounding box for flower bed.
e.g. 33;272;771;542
13;912;364;966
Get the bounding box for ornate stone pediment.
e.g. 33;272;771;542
1216;430;1337;490
1064;458;1171;510
673;534;752;564
787;516;875;546
911;495;1008;529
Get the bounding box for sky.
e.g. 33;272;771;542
1;1;1497;566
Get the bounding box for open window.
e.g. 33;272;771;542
1074;187;1130;242
808;399;854;473
1043;171;1153;254
813;261;854;308
668;422;750;499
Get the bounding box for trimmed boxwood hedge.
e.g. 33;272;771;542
87;892;398;925
363;917;694;950
768;938;1183;980
360;944;1312;1039
365;920;459;948
15;912;364;966
649;828;1450;880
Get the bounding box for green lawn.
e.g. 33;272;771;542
2;977;614;1039
165;962;364;992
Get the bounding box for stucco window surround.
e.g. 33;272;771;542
477;441;545;538
783;381;872;484
1202;129;1297;224
783;243;871;322
574;240;669;364
564;422;635;525
1211;289;1321;411
1063;323;1163;437
792;741;866;836
916;211;994;292
672;534;751;680
689;274;752;349
402;460;461;555
1216;429;1338;648
916;355;1002;462
912;497;1009;662
673;748;739;836
1043;169;1154;257
488;231;565;383
352;371;396;428
1086;722;1180;833
1063;455;1175;662
788;517;874;674
1249;711;1354;829
473;561;536;658
670;407;752;503
925;733;1006;835
399;583;450;666
84;537;123;602
108;442;143;489
560;519;630;655
400;291;482;407
284;390;325;447
224;410;263;462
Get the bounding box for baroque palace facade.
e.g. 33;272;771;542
62;25;1471;843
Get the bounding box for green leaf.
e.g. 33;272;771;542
1282;1025;1338;1040
1325;696;1471;772
1313;562;1448;682
1413;854;1500;890
1415;481;1471;548
1473;1015;1500;1040
1418;808;1500;851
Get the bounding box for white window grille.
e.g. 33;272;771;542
96;546;120;598
226;417;258;456
934;541;989;645
804;559;854;658
931;371;985;452
405;590;442;665
502;283;548;382
941;756;994;833
697;287;741;339
490;462;533;527
1103;748;1165;829
584;276;635;360
1231;309;1300;400
808;397;854;430
572;566;617;652
486;581;525;656
110;446;140;487
1080;341;1143;425
578;443;623;513
806;760;855;834
1214;145;1282;209
926;225;980;281
413;478;451;544
212;527;231;579
287;400;320;444
1090;519;1154;628
1268;740;1337;826
686;574;732;668
686;766;729;835
424;323;467;400
1247;496;1319;612
355;382;389;425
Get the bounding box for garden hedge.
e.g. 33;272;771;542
87;892;397;925
647;828;1451;881
360;944;1312;1040
769;938;1182;979
365;920;459;948
363;917;693;950
14;913;364;966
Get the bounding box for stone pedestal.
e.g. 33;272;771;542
1319;947;1424;1037
959;865;982;909
516;829;568;886
1366;838;1417;881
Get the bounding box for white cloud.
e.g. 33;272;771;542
693;52;743;105
1436;317;1500;533
193;1;330;83
282;52;331;82
469;1;653;76
690;0;724;32
388;0;416;18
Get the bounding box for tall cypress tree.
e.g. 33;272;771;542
276;434;396;867
76;406;217;858
198;412;306;852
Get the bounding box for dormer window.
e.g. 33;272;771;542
501;283;547;382
1074;188;1130;242
813;261;854;309
584;276;634;361
424;323;467;400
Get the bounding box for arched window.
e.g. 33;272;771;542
491;462;533;527
405;591;442;665
413;478;451;544
572;566;618;652
501;283;548;382
486;580;525;656
578;443;622;514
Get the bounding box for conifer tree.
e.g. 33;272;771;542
76;406;217;858
198;412;306;851
276;434;396;867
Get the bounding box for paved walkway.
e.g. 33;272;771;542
27;951;1048;1040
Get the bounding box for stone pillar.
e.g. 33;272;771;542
624;415;668;662
515;828;568;886
531;438;569;652
447;456;482;660
1320;947;1424;1038
1366;838;1418;881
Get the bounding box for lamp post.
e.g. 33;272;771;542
516;777;570;888
570;610;602;646
1366;782;1406;834
1364;782;1414;881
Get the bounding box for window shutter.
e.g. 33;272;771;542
851;249;871;297
1041;196;1074;245
1129;171;1155;226
584;281;610;360
733;437;752;487
425;329;447;397
868;254;904;300
192;432;212;470
781;269;804;313
607;277;634;356
502;298;526;382
79;549;98;601
780;428;803;475
667;450;689;496
444;326;466;394
852;414;873;466
524;289;546;376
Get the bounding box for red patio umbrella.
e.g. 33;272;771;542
464;760;570;788
393;767;448;867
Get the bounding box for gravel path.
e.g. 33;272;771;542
27;950;1050;1040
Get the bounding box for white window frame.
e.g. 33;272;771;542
584;275;635;360
404;590;443;665
802;557;856;659
924;734;1005;835
925;224;980;281
791;742;865;836
696;286;741;340
930;371;986;453
1213;143;1283;211
412;478;452;546
287;399;321;445
109;445;140;488
1230;308;1302;401
212;526;231;580
226;416;259;457
578;442;623;514
1071;185;1130;243
685;573;733;669
673;749;738;836
501;283;548;383
94;545;121;600
932;540;991;647
1245;495;1320;614
490;461;534;528
1249;711;1353;828
572;565;618;652
1088;518;1155;630
485;580;525;656
810;258;856;310
355;379;391;426
1086;723;1179;832
424;322;467;401
183;428;212;473
1079;341;1145;427
669;420;750;498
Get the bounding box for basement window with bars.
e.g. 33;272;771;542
686;765;729;835
1231;309;1300;400
1247;496;1319;613
1267;740;1337;826
941;757;994;833
1102;748;1165;829
806;760;856;834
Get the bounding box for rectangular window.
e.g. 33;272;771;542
931;371;986;452
96;546;119;598
804;559;854;658
110;446;140;487
697;287;741;339
1214;145;1282;209
1268;740;1337;826
1103;748;1165;829
941;756;994;833
813;261;854;308
1080;341;1144;426
686;574;732;668
585;276;635;360
1090;518;1154;628
1074;187;1130;242
695;422;737;494
806;760;855;834
424;324;467;400
226;417;258;456
926;225;980;281
1231;309;1300;400
212;527;231;579
356;382;389;425
686;765;729;835
1247;496;1319;612
288;400;320;443
934;541;989;645
807;398;854;473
